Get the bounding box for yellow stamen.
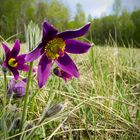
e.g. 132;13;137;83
8;58;18;67
45;38;65;60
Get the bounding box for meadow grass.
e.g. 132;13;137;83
0;44;140;140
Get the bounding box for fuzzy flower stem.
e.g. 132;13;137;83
19;62;33;133
3;71;8;138
3;71;7;113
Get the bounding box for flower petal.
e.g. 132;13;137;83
22;78;27;83
2;61;7;68
13;87;25;97
38;54;52;88
53;67;72;81
10;68;19;80
7;79;16;95
42;21;58;42
14;79;26;97
57;23;90;40
15;80;26;88
11;39;20;57
16;64;29;71
65;39;91;54
25;43;43;62
16;54;26;63
2;43;10;56
55;53;79;77
62;72;72;81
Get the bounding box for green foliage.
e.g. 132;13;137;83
45;0;70;30
35;2;48;27
0;0;70;41
74;3;86;27
118;10;135;44
0;0;35;41
88;9;140;47
131;9;140;45
35;0;70;30
66;3;86;30
0;0;140;48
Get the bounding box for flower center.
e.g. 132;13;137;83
8;58;18;67
45;38;65;60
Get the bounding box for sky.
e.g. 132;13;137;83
61;0;140;18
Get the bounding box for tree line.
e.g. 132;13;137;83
0;0;140;47
89;9;140;47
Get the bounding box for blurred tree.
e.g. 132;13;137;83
112;0;122;16
66;3;86;30
119;10;135;45
0;0;140;47
74;3;86;26
88;9;138;47
131;9;140;46
0;0;35;41
0;0;70;41
88;14;92;22
35;1;48;27
45;0;70;30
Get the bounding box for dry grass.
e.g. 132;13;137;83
0;44;140;140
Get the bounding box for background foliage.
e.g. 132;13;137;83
0;0;140;47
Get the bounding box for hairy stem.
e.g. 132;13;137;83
19;62;33;133
3;72;8;138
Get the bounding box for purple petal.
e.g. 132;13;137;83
2;61;7;68
53;67;72;81
11;39;20;57
62;72;72;81
7;79;16;95
16;64;29;71
14;79;26;97
13;86;25;97
65;39;91;54
55;53;79;77
25;43;43;62
22;78;27;83
42;21;58;42
16;54;26;61
16;54;26;66
2;43;10;56
38;54;52;88
57;23;90;40
10;68;19;80
15;80;26;88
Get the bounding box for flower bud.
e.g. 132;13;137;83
44;103;64;118
53;67;72;81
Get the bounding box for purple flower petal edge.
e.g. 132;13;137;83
10;68;19;80
55;53;79;77
11;39;20;57
25;43;43;62
38;54;52;88
2;43;10;57
65;39;91;54
42;20;58;42
57;23;90;40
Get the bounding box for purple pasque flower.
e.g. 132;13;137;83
7;78;26;98
2;39;29;80
25;20;92;88
53;67;72;82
